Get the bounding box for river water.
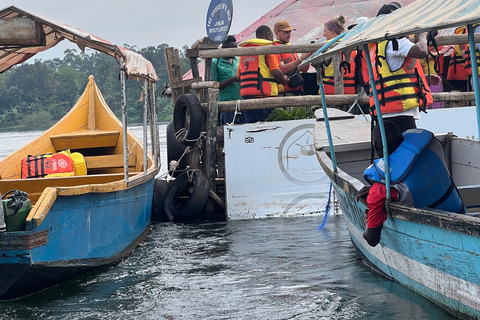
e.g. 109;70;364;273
0;125;459;320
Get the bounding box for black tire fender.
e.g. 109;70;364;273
173;94;203;146
163;169;210;222
152;178;170;222
166;121;188;177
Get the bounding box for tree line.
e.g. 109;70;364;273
0;44;191;131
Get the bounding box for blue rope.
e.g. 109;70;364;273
318;182;333;230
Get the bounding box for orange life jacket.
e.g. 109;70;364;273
369;39;433;115
463;24;480;76
319;51;356;95
22;152;74;179
238;39;278;98
273;41;302;93
447;27;468;81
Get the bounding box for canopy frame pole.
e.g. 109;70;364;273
467;24;480;137
143;79;149;174
120;58;129;182
319;73;338;172
308;31;348;173
150;82;160;168
363;43;391;200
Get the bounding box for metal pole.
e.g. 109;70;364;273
467;24;480;138
306;31;348;173
319;73;338;172
363;44;391;200
150;82;160;168
120;59;129;182
143;79;148;174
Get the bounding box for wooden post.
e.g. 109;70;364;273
190;57;199;78
164;47;184;104
333;52;344;95
204;88;219;192
88;76;95;130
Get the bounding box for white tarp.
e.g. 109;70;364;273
0;6;158;81
224;119;331;220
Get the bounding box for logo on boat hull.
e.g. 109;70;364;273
278;124;326;185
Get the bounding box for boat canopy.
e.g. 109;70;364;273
0;6;158;82
307;0;480;65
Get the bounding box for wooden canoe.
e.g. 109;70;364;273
0;76;159;300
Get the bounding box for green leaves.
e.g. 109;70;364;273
0;43;190;130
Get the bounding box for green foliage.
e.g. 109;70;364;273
266;107;316;121
0;43;191;130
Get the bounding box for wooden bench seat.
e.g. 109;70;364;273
84;154;136;169
50;130;120;151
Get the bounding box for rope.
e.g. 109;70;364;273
317;181;333;230
227;99;242;126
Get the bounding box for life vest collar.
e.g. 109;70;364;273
370;129;434;183
240;38;273;47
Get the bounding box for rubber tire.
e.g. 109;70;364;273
152;178;170;222
163;169;210;222
166;121;188;177
173;94;203;147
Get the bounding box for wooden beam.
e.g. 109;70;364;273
206;91;477;112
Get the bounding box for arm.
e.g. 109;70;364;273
407;33;429;59
271;69;289;85
218;75;239;90
267;54;289;85
279;53;312;74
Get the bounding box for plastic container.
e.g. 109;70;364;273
2;198;31;232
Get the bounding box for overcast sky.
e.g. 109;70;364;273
9;0;283;60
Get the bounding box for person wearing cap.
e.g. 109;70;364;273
369;2;436;133
273;20;311;96
318;15;357;96
237;25;289;123
212;35;241;125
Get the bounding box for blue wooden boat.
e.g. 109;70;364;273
307;0;480;318
0;7;160;299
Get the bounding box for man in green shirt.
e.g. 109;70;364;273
211;35;241;124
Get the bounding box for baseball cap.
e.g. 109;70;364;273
377;2;402;16
274;20;296;32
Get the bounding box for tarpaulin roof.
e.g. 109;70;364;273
183;0;416;80
0;6;158;81
307;0;480;64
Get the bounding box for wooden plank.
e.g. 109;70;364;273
208;92;477;113
85;154;136;169
204;88;219;192
333;53;344;96
50;130;120;151
164;47;184;103
0;173;129;196
26;187;57;230
88;77;95;130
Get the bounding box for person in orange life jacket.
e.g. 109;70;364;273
420;31;446;109
446;27;469;92
318;15;357;96
465;24;480;90
347;17;371;114
273;20;311;96
237;25;289;123
211;35;241;125
357;121;465;247
370;2;438;133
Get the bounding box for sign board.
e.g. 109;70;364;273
206;0;233;44
0;18;45;46
224;119;331;220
